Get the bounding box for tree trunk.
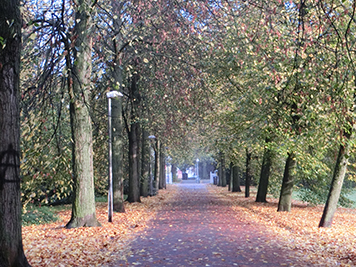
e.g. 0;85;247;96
140;130;149;197
232;165;242;192
256;140;273;202
0;1;31;265
65;0;100;228
172;164;177;182
112;97;125;212
159;143;166;189
245;149;251;198
228;162;232;191
319;139;350;227
154;140;160;193
277;152;296;212
149;140;155;196
127;121;141;203
218;152;226;186
111;0;125;212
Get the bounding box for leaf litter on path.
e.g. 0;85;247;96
23;184;356;266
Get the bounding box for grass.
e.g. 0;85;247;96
21;195;127;226
22;205;65;226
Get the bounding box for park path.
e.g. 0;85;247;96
111;184;311;267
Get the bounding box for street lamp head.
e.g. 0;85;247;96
196;158;199;162
148;135;156;139
106;91;123;98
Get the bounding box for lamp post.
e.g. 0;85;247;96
107;91;123;222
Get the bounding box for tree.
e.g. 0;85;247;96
256;138;273;203
125;73;141;203
112;96;125;212
231;165;241;193
0;0;31;265
278;152;296;212
66;0;101;228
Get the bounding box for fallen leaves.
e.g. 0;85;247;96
207;185;356;266
22;189;173;267
23;185;356;266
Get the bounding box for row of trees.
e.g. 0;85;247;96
204;0;356;227
2;0;356;265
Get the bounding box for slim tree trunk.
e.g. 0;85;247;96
140;130;149;197
127;121;141;203
256;140;273;202
228;162;232;191
172;164;177;182
319;137;351;227
245;149;251;198
232;165;242;192
277;152;296;212
154;140;160;193
0;1;31;265
160;143;166;189
112;97;125;212
66;0;100;228
218;152;226;186
111;0;125;212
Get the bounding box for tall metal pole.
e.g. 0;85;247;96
107;91;123;222
108;97;113;222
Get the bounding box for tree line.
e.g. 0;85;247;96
2;0;356;266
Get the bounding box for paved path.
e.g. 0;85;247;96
111;184;311;267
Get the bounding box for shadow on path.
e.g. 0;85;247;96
110;184;312;267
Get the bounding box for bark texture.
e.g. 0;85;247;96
319;140;350;227
111;0;125;212
154;140;160;194
66;0;100;228
112;97;125;212
140;130;149;197
277;152;296;212
159;143;166;189
245;149;251;198
0;1;31;265
256;141;273;203
231;165;242;192
127;121;141;203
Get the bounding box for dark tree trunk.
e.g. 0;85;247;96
232;165;242;192
110;0;125;213
202;161;207;180
112;97;125;212
218;152;226;186
65;0;100;229
172;164;177;182
319;137;350;227
159;143;166;189
256;140;273;202
277;152;296;212
140;130;149;197
245;149;252;198
127;121;141;203
154;140;160;193
0;1;31;265
228;162;232;191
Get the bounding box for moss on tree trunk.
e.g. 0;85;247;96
0;1;31;265
277;152;296;212
256;140;273;203
66;0;100;228
319;140;350;227
112;97;125;212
